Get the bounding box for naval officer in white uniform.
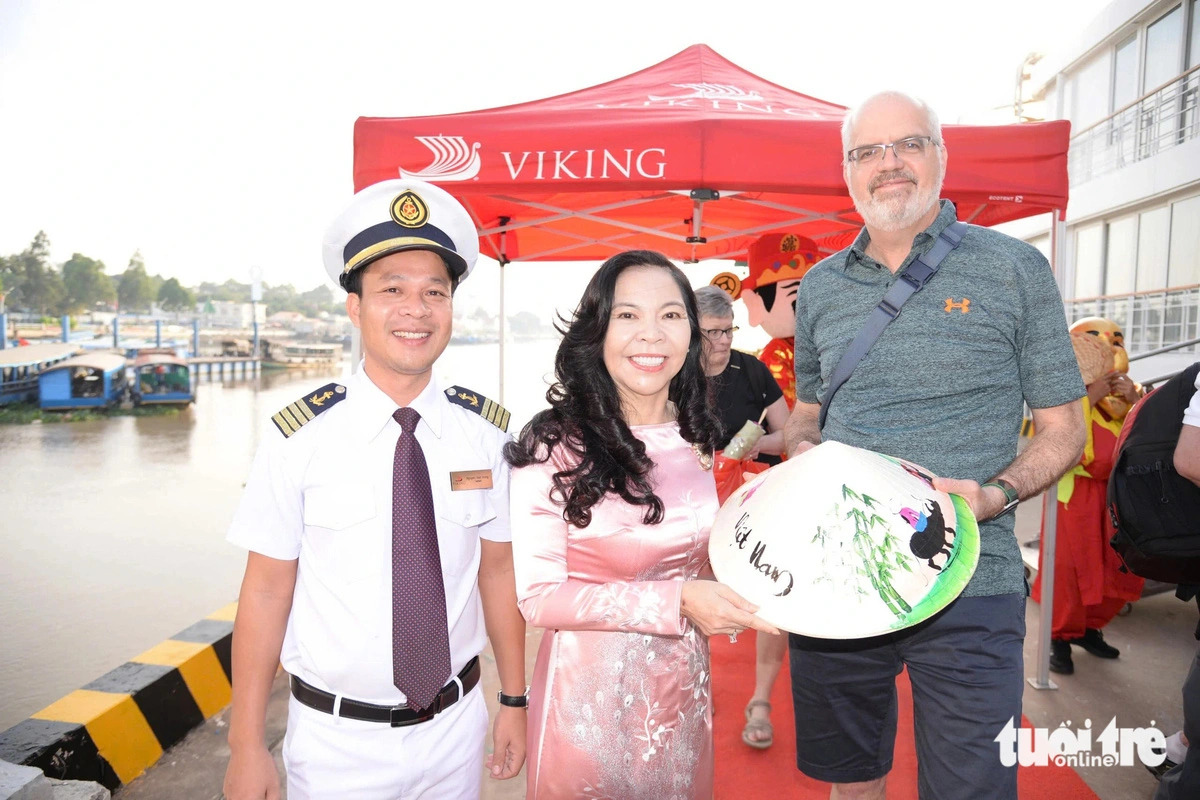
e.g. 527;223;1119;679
223;178;528;799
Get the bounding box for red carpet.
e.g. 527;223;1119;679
710;634;1099;799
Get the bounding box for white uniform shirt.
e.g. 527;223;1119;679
227;367;512;704
1184;370;1200;429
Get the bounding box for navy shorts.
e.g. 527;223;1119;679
789;593;1025;799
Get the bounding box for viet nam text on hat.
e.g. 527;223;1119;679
322;178;480;289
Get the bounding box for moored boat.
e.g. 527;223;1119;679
260;340;341;369
132;352;194;406
221;338;253;357
37;353;129;411
0;343;80;406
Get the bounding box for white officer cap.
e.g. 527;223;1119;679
321;178;479;290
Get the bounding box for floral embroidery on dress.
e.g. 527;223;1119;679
679;628;710;703
564;628;709;798
593;583;665;628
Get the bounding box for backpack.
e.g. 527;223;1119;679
1108;361;1200;583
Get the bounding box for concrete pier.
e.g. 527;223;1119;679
0;760;108;800
187;357;260;380
0;607;234;792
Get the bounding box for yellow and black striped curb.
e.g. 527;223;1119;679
0;602;236;791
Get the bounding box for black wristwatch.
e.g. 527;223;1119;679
981;478;1020;519
498;689;529;708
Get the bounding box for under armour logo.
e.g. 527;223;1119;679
945;298;971;314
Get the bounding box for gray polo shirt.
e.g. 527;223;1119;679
794;200;1084;597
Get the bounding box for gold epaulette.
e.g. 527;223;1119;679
272;382;347;437
445;385;510;432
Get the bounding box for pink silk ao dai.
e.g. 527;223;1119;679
511;422;716;799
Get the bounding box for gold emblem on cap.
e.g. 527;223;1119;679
780;233;799;253
390;190;429;229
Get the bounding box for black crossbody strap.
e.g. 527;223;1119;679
818;221;967;429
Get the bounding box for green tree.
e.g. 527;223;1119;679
1;250;29;309
117;251;154;311
297;284;336;317
44;271;68;316
157;277;195;311
196;279;250;303
220;279;250;301
3;231;66;314
508;311;542;336
263;283;299;315
0;256;11;309
148;273;165;304
62;253;115;314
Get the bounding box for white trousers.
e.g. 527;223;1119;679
283;685;487;799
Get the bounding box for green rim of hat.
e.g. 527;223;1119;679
887;493;980;631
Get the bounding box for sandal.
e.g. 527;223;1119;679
741;699;773;749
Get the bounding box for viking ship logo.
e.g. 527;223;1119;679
398;135;482;182
647;83;765;102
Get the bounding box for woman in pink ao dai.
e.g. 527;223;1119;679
505;251;778;799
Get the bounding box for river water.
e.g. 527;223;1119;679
0;339;561;731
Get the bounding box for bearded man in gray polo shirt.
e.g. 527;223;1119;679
783;91;1086;800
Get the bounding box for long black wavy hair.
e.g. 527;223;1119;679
504;250;722;528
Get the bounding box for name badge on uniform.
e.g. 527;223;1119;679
450;469;493;491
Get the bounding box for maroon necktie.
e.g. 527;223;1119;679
390;407;451;712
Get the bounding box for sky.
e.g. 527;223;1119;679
0;0;1094;330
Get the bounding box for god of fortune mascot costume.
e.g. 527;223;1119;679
711;232;820;407
1030;330;1143;673
1070;316;1137;420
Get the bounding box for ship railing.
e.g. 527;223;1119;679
1065;285;1200;356
1129;337;1200;388
1069;64;1200;185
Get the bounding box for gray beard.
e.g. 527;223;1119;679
852;173;944;232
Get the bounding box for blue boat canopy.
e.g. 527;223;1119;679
0;343;80;367
40;353;129;375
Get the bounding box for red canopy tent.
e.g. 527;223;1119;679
353;44;1070;265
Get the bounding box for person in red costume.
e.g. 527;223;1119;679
1070;316;1139;421
1031;328;1144;675
713;231;818;749
744;232;819;407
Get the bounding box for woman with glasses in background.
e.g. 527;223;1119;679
694;285;791;752
696;285;790;465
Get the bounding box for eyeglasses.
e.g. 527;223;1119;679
701;326;738;340
846;136;938;165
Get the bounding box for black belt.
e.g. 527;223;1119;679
289;656;480;727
